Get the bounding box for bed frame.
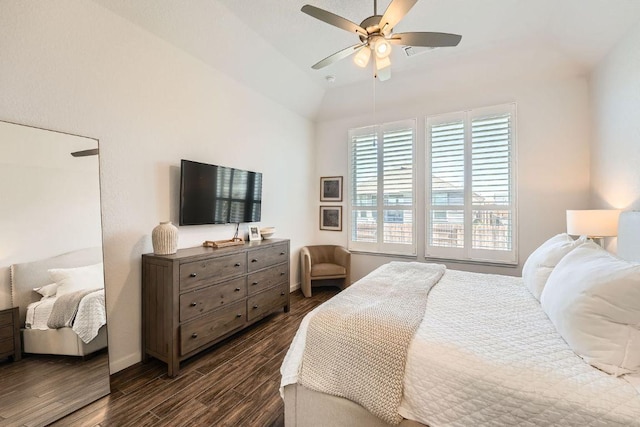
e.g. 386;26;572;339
10;247;107;357
284;211;640;427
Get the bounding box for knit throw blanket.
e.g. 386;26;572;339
47;288;102;329
298;262;446;425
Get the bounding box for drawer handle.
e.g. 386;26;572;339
253;305;258;309
280;272;285;276
190;302;197;307
252;281;258;286
234;287;241;292
251;259;258;263
234;263;241;267
191;333;198;339
236;313;242;318
280;251;285;255
280;292;285;296
190;273;197;278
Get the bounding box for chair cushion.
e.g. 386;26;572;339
311;263;346;278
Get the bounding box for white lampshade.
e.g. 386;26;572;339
374;37;391;59
566;209;621;238
353;47;371;68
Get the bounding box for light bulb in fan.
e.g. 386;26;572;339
353;47;371;68
373;37;391;59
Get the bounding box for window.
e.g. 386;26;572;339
426;104;516;263
349;119;416;255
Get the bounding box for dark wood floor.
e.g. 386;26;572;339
52;287;338;427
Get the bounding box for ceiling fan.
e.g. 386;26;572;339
301;0;462;81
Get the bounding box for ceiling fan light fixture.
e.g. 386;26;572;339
353;47;371;68
375;55;391;71
374;37;391;59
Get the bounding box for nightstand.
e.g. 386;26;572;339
0;307;21;362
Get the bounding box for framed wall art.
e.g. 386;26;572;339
320;176;343;202
319;206;342;231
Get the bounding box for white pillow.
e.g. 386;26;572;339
48;262;105;297
540;242;640;375
33;283;58;298
522;233;587;300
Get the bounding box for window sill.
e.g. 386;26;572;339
424;255;519;268
348;250;417;259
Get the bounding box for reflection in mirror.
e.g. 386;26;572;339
0;120;109;426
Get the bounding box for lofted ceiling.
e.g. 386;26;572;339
92;0;640;120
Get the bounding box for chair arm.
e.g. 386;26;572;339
300;247;312;279
334;246;351;285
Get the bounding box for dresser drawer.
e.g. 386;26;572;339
179;277;247;322
247;243;289;272
180;253;246;291
0;337;13;355
0;311;13;327
247;263;289;295
180;300;246;355
247;283;289;322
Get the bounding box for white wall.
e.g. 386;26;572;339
590;20;640;212
315;74;592;280
0;1;316;373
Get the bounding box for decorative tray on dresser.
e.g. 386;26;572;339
142;238;290;377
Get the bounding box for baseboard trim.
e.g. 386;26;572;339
290;281;301;292
109;352;140;375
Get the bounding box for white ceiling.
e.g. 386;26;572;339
92;0;640;120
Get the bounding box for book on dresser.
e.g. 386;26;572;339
141;238;290;377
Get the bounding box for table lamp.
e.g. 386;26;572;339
566;209;620;246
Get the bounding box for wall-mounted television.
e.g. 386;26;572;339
179;159;262;225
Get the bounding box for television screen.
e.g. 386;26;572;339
180;160;262;225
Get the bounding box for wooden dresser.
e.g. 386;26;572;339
142;238;290;377
0;307;21;362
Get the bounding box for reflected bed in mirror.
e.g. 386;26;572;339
0;120;109;426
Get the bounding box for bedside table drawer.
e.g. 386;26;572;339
0;337;13;354
0;325;13;340
0;311;12;327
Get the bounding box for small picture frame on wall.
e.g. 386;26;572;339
248;225;261;241
319;206;342;231
320;176;343;202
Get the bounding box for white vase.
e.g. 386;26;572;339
152;221;178;255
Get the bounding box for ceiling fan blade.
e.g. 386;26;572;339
379;0;418;35
301;5;367;37
390;32;462;47
312;43;366;70
71;148;99;157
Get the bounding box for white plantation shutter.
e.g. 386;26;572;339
349;120;416;255
427;104;517;263
429;118;465;257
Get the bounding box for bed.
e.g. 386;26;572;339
281;212;640;426
10;247;108;357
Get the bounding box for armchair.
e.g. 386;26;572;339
300;245;351;298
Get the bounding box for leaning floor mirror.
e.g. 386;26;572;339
0;120;110;426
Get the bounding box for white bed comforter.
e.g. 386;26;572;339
281;268;640;426
25;289;106;343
